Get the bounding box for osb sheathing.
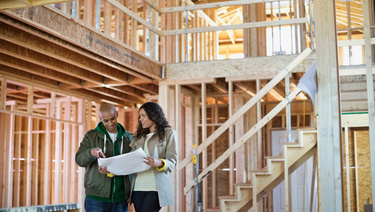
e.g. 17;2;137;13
343;130;372;212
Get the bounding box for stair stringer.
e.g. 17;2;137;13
219;130;317;212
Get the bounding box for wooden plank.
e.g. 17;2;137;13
63;97;71;202
184;88;302;194
175;84;182;212
201;82;208;209
337;38;375;47
14;115;21;206
163;18;308;36
228;81;234;195
77;99;85;204
161;0;287;13
315;0;343;210
3;8;163;80
178;48;311;171
33;118;40;205
0;78;6;110
26;116;33;206
43;100;53;204
54;102;62;204
354;131;359;212
0;109;82;125
234;94;245;183
5;105;15;207
344;127;350;212
27;86;33;114
284;143;290;212
0;0;75;10
106;0;163;35
361;0;375;208
256;79;262;170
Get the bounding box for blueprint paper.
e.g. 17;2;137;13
98;148;150;175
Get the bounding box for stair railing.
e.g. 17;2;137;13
181;47;313;195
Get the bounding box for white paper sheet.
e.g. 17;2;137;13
98;148;150;175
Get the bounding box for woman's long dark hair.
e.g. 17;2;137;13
134;102;170;141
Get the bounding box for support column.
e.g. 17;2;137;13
315;0;343;211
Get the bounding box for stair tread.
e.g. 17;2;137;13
219;194;236;200
235;182;252;187
204;206;220;212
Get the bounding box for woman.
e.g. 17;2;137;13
130;102;178;212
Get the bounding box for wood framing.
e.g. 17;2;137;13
315;0;343;211
178;48;311;171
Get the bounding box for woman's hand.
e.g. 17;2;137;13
143;156;163;167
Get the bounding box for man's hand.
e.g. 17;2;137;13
91;148;106;158
99;166;108;174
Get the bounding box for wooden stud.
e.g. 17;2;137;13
344;127;350;212
63;97;71;202
54;102;62;204
27;86;33;114
354;131;359;212
201;82;208;209
315;0;343;210
104;0;111;35
175;84;182;212
25;116;33;206
184;95;194;211
77;99;86;204
43;100;53;204
14;115;21;206
228;81;234;195
234;93;245;183
362;0;375;207
1;78;6;110
5;105;15;207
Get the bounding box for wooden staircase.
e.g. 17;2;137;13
208;130;317;212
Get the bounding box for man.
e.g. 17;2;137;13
75;103;132;212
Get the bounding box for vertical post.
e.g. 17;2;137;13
63;97;71;202
175;84;182;212
201;82;208;209
25;116;33;206
344;127;350;211
362;0;375;210
228;81;234;195
256;79;262;170
6;105;15;207
70;103;78;202
27;86;33;114
54;101;62;204
315;0;343;211
77;99;86;204
1;79;6;110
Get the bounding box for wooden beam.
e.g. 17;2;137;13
161;0;288;13
27;86;33;114
26;116;33;206
361;0;375;208
106;0;163;35
5;105;15;207
315;0;343;210
54;102;62;203
0;0;74;10
1;78;6;109
63;97;71;202
3;8;163;80
163;18;308;36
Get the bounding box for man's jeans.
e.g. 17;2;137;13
84;197;128;212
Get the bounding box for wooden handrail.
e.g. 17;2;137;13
184;88;303;194
178;48;312;172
